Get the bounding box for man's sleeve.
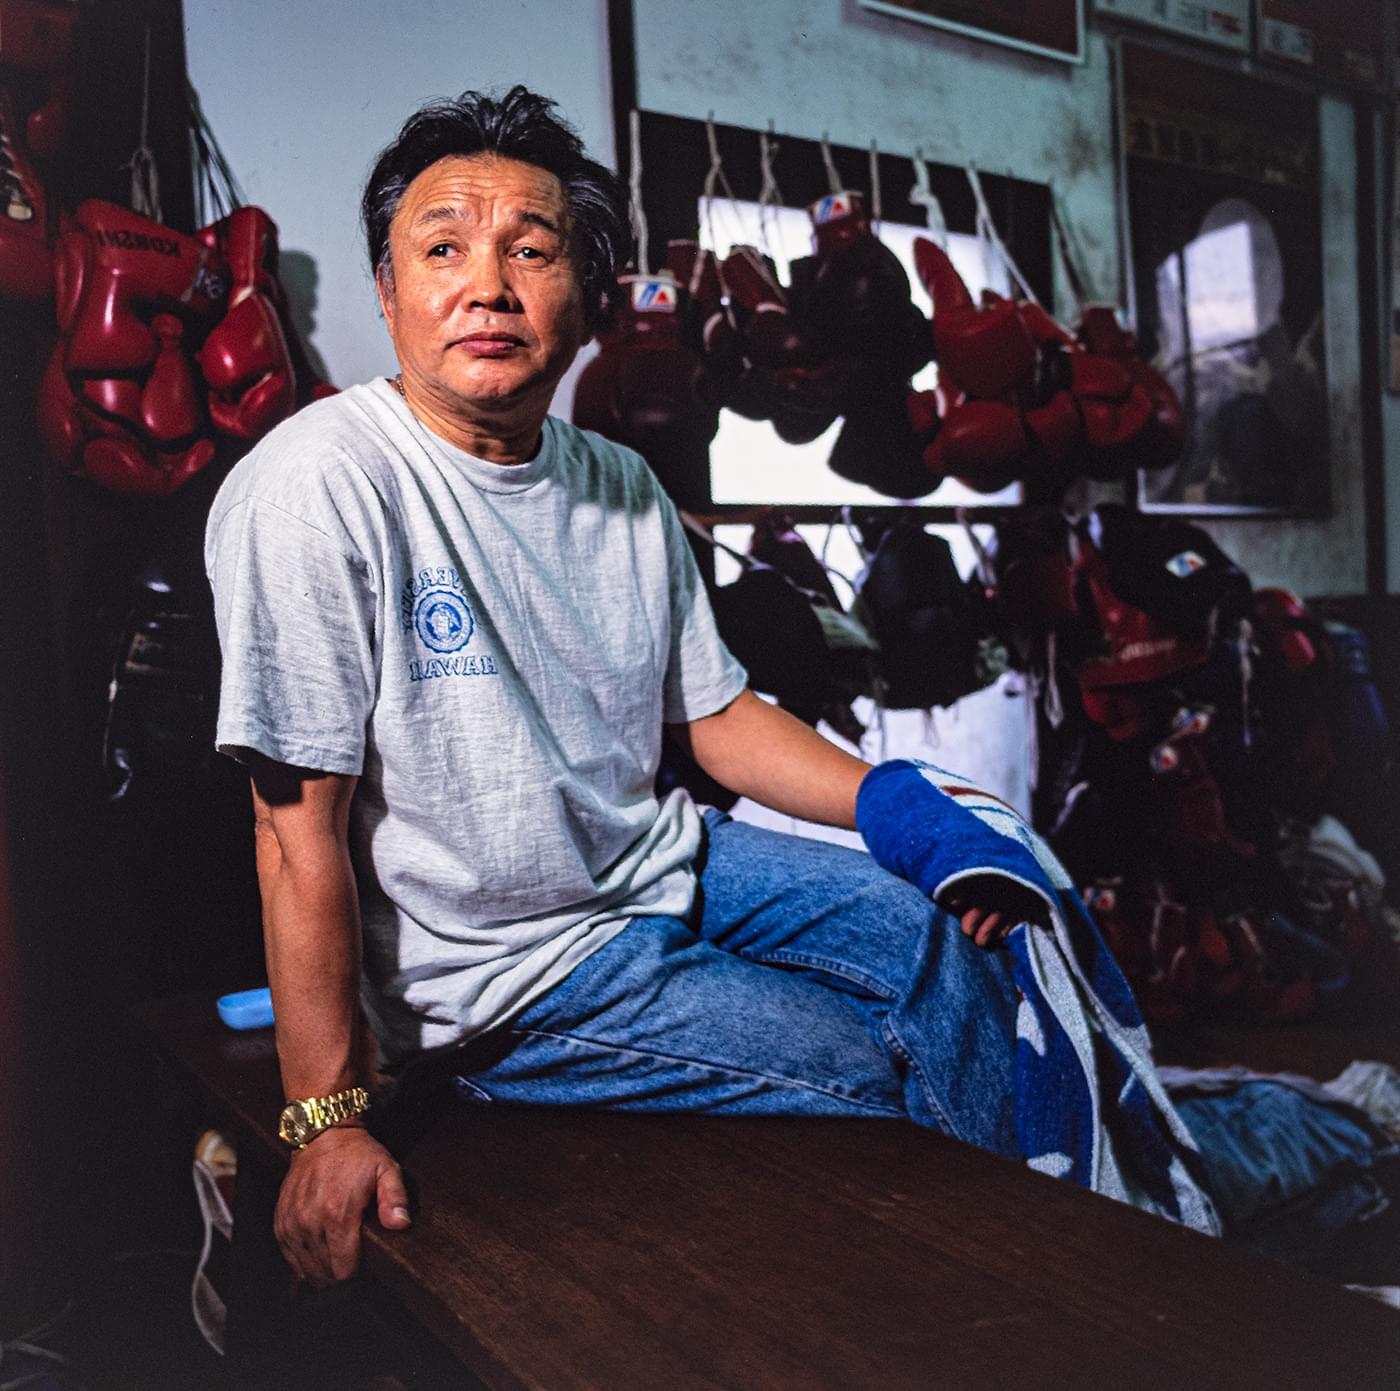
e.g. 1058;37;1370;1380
207;495;377;774
657;495;748;725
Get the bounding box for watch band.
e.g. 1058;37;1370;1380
307;1086;371;1129
279;1086;371;1148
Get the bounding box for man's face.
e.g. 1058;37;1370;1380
377;153;587;423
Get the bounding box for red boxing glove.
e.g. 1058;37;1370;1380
1076;305;1185;472
0;0;79;300
572;271;717;508
1251;587;1317;671
39;200;227;495
0;0;78;153
721;245;804;370
38;347;215;496
913;238;1034;400
0;86;50;298
913;236;1085;490
198;206;298;438
924;397;1027;493
720;245;840;444
1069;353;1154;478
665;239;750;415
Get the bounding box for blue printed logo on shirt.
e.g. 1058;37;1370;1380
400;564;499;683
414;588;474;652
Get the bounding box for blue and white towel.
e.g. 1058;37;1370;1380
857;758;1221;1235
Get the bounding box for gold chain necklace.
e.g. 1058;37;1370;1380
390;374;406;397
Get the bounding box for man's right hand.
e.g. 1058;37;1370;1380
274;1125;412;1285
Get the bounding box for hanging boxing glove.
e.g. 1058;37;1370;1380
0;86;50;298
664;239;747;415
198;206;299;439
720;245;841;443
923;397;1027;494
1068;353;1155;480
53;201;227;372
828;378;941;500
39;200;228;495
1076;305;1185;472
144;313;205;444
913;238;1034;400
572;270;718;509
913;235;1084;491
0;0;79;300
804;190;930;393
38;350;215;496
748;510;842;609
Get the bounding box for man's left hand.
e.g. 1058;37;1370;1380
939;874;1049;949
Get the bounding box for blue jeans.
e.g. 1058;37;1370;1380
453;810;1021;1156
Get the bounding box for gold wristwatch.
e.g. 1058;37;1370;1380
277;1087;371;1149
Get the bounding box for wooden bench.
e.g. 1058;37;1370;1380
135;993;1400;1391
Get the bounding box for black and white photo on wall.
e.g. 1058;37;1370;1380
1120;43;1329;515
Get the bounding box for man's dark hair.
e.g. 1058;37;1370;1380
362;85;631;329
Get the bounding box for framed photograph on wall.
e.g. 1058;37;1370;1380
1093;0;1249;53
860;0;1084;64
1121;44;1329;515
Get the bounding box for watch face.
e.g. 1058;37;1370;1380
280;1101;311;1146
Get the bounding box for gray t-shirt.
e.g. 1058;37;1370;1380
205;378;746;1064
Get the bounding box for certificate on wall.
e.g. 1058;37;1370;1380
860;0;1084;64
1255;0;1387;90
1121;44;1329;514
1093;0;1249;53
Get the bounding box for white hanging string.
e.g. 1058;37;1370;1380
678;511;840;609
702;111;741;257
1048;189;1090;320
126;25;161;221
757;123;783;257
955;507;995;591
1042;630;1065;728
628;108;648;274
909;148;949;248
187;79;246;226
820;131;842;194
967;165;1036;303
868;141;882;231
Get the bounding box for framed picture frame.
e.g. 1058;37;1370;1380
1120;44;1329;515
859;0;1084;65
1092;0;1249;53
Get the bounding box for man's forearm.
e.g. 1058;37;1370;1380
669;689;871;830
258;830;369;1099
248;761;371;1101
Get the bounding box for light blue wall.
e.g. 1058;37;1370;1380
635;0;1376;596
182;0;613;402
183;0;1387;595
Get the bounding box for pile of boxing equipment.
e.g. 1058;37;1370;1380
989;503;1395;1027
576;164;1396;1030
688;494;1396;1028
573;186;1184;504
